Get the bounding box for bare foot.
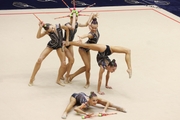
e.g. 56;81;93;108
105;86;112;89
67;75;73;83
98;91;105;95
61;112;67;119
28;78;35;86
56;81;65;86
116;107;127;113
127;69;132;78
60;76;65;80
28;83;33;86
64;76;69;84
84;84;90;89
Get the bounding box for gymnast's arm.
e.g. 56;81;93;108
74;103;93;116
97;98;110;113
97;66;105;93
78;13;97;27
78;33;93;41
36;22;47;39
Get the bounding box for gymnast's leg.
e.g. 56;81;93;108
111;46;132;78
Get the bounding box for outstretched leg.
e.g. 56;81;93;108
28;47;52;86
68;67;86;82
111;46;132;78
70;41;106;53
61;96;76;119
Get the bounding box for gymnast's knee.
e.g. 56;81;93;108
69;57;75;64
36;58;43;64
126;49;131;55
85;66;91;73
61;62;66;68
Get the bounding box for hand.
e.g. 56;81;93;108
78;35;82;40
99;111;106;116
65;41;69;46
77;36;83;43
62;41;66;46
38;21;44;27
85;112;94;116
93;13;99;19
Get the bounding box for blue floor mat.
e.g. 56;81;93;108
0;0;180;17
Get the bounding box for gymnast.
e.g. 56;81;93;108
28;21;69;86
61;91;126;119
67;14;99;88
68;41;132;95
58;12;98;83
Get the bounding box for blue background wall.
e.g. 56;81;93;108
1;0;180;17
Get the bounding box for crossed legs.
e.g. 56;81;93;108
68;48;91;88
56;48;67;86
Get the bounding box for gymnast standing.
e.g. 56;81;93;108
68;41;132;95
61;91;126;119
58;13;98;83
67;14;99;88
28;21;69;86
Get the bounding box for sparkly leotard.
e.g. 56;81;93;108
80;30;100;52
96;45;112;68
47;24;63;49
63;22;78;48
71;92;90;107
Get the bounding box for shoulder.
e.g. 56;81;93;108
97;97;103;103
87;32;93;38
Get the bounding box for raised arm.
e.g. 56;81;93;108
78;13;98;27
36;22;47;39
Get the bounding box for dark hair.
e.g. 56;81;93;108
43;23;51;31
89;91;97;99
108;59;117;67
91;18;98;25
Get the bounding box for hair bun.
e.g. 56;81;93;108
91;18;98;25
90;91;95;95
108;59;117;67
112;59;116;62
89;91;97;98
93;18;97;21
43;23;51;30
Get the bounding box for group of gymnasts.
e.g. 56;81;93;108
28;10;132;119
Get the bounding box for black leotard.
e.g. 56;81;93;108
71;92;90;107
80;30;100;52
47;24;63;49
63;22;78;48
96;45;112;69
